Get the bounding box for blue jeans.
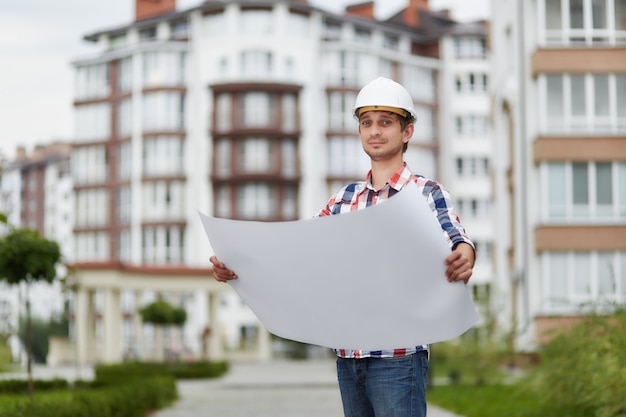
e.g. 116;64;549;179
336;351;429;417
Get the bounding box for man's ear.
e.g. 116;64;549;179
403;123;414;142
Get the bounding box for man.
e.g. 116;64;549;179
211;77;475;417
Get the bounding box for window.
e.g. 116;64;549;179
237;183;276;219
71;145;108;185
76;63;110;100
327;136;369;178
323;50;375;87
239;138;273;173
118;57;132;93
118;187;131;224
327;91;357;132
75;103;111;142
383;34;399;50
544;161;626;221
75;189;109;227
143;136;184;177
540;0;626;45
323;19;342;40
455;157;490;177
118;142;132;181
541;73;626;133
213;137;298;177
240;92;275;127
354;27;371;43
240;50;273;78
142;226;184;264
143;51;186;87
455;115;489;137
117;98;132;138
402;65;434;103
141;181;185;220
142;92;185;131
453;36;487;58
171;20;188;39
139;27;157;42
75;232;109;261
542;251;626;312
454;72;488;93
109;34;126;50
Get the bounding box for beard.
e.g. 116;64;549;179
362;139;405;161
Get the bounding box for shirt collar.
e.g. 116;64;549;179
365;162;413;192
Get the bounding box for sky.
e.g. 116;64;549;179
0;0;490;160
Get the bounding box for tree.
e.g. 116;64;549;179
0;224;62;395
140;298;187;361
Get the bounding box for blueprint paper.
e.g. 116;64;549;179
198;181;478;351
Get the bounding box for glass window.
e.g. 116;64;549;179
616;0;626;30
617;75;626;128
118;57;132;93
573;253;591;296
215;139;231;177
545;0;562;29
143;137;184;177
282;94;297;132
237;183;276;219
76;63;110;100
142;92;185;131
117;98;132;138
591;0;607;29
546;75;564;129
354;27;371;43
240;92;275;127
570;75;586;116
596;163;613;205
216;94;231;131
598;252;616;295
548;252;568;303
238;138;273;173
240;50;273;78
143;51;185;87
572;163;589;205
281;140;297;178
548;163;567;217
619;163;626;216
327;136;369;177
216;185;232;218
570;0;584;29
594;74;610;116
75;103;111;141
323;19;342;40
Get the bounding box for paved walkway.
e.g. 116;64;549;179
152;359;464;417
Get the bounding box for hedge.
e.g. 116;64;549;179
95;360;229;383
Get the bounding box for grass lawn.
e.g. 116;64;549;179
427;384;591;417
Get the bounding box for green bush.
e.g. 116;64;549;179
0;378;69;394
0;377;176;417
95;360;229;383
525;310;626;417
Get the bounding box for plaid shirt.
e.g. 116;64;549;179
317;163;474;359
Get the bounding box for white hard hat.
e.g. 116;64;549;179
353;77;416;121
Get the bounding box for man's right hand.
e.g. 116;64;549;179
210;256;238;282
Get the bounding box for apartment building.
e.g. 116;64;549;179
491;0;626;350
0;144;73;341
55;0;492;363
438;20;494;332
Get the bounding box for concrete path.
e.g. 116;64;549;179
152;359;464;417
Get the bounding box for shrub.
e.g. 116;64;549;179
0;377;176;417
95;360;228;383
526;309;626;417
0;378;69;394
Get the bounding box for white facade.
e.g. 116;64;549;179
491;0;626;351
68;0;458;362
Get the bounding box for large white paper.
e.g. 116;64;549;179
199;181;478;351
